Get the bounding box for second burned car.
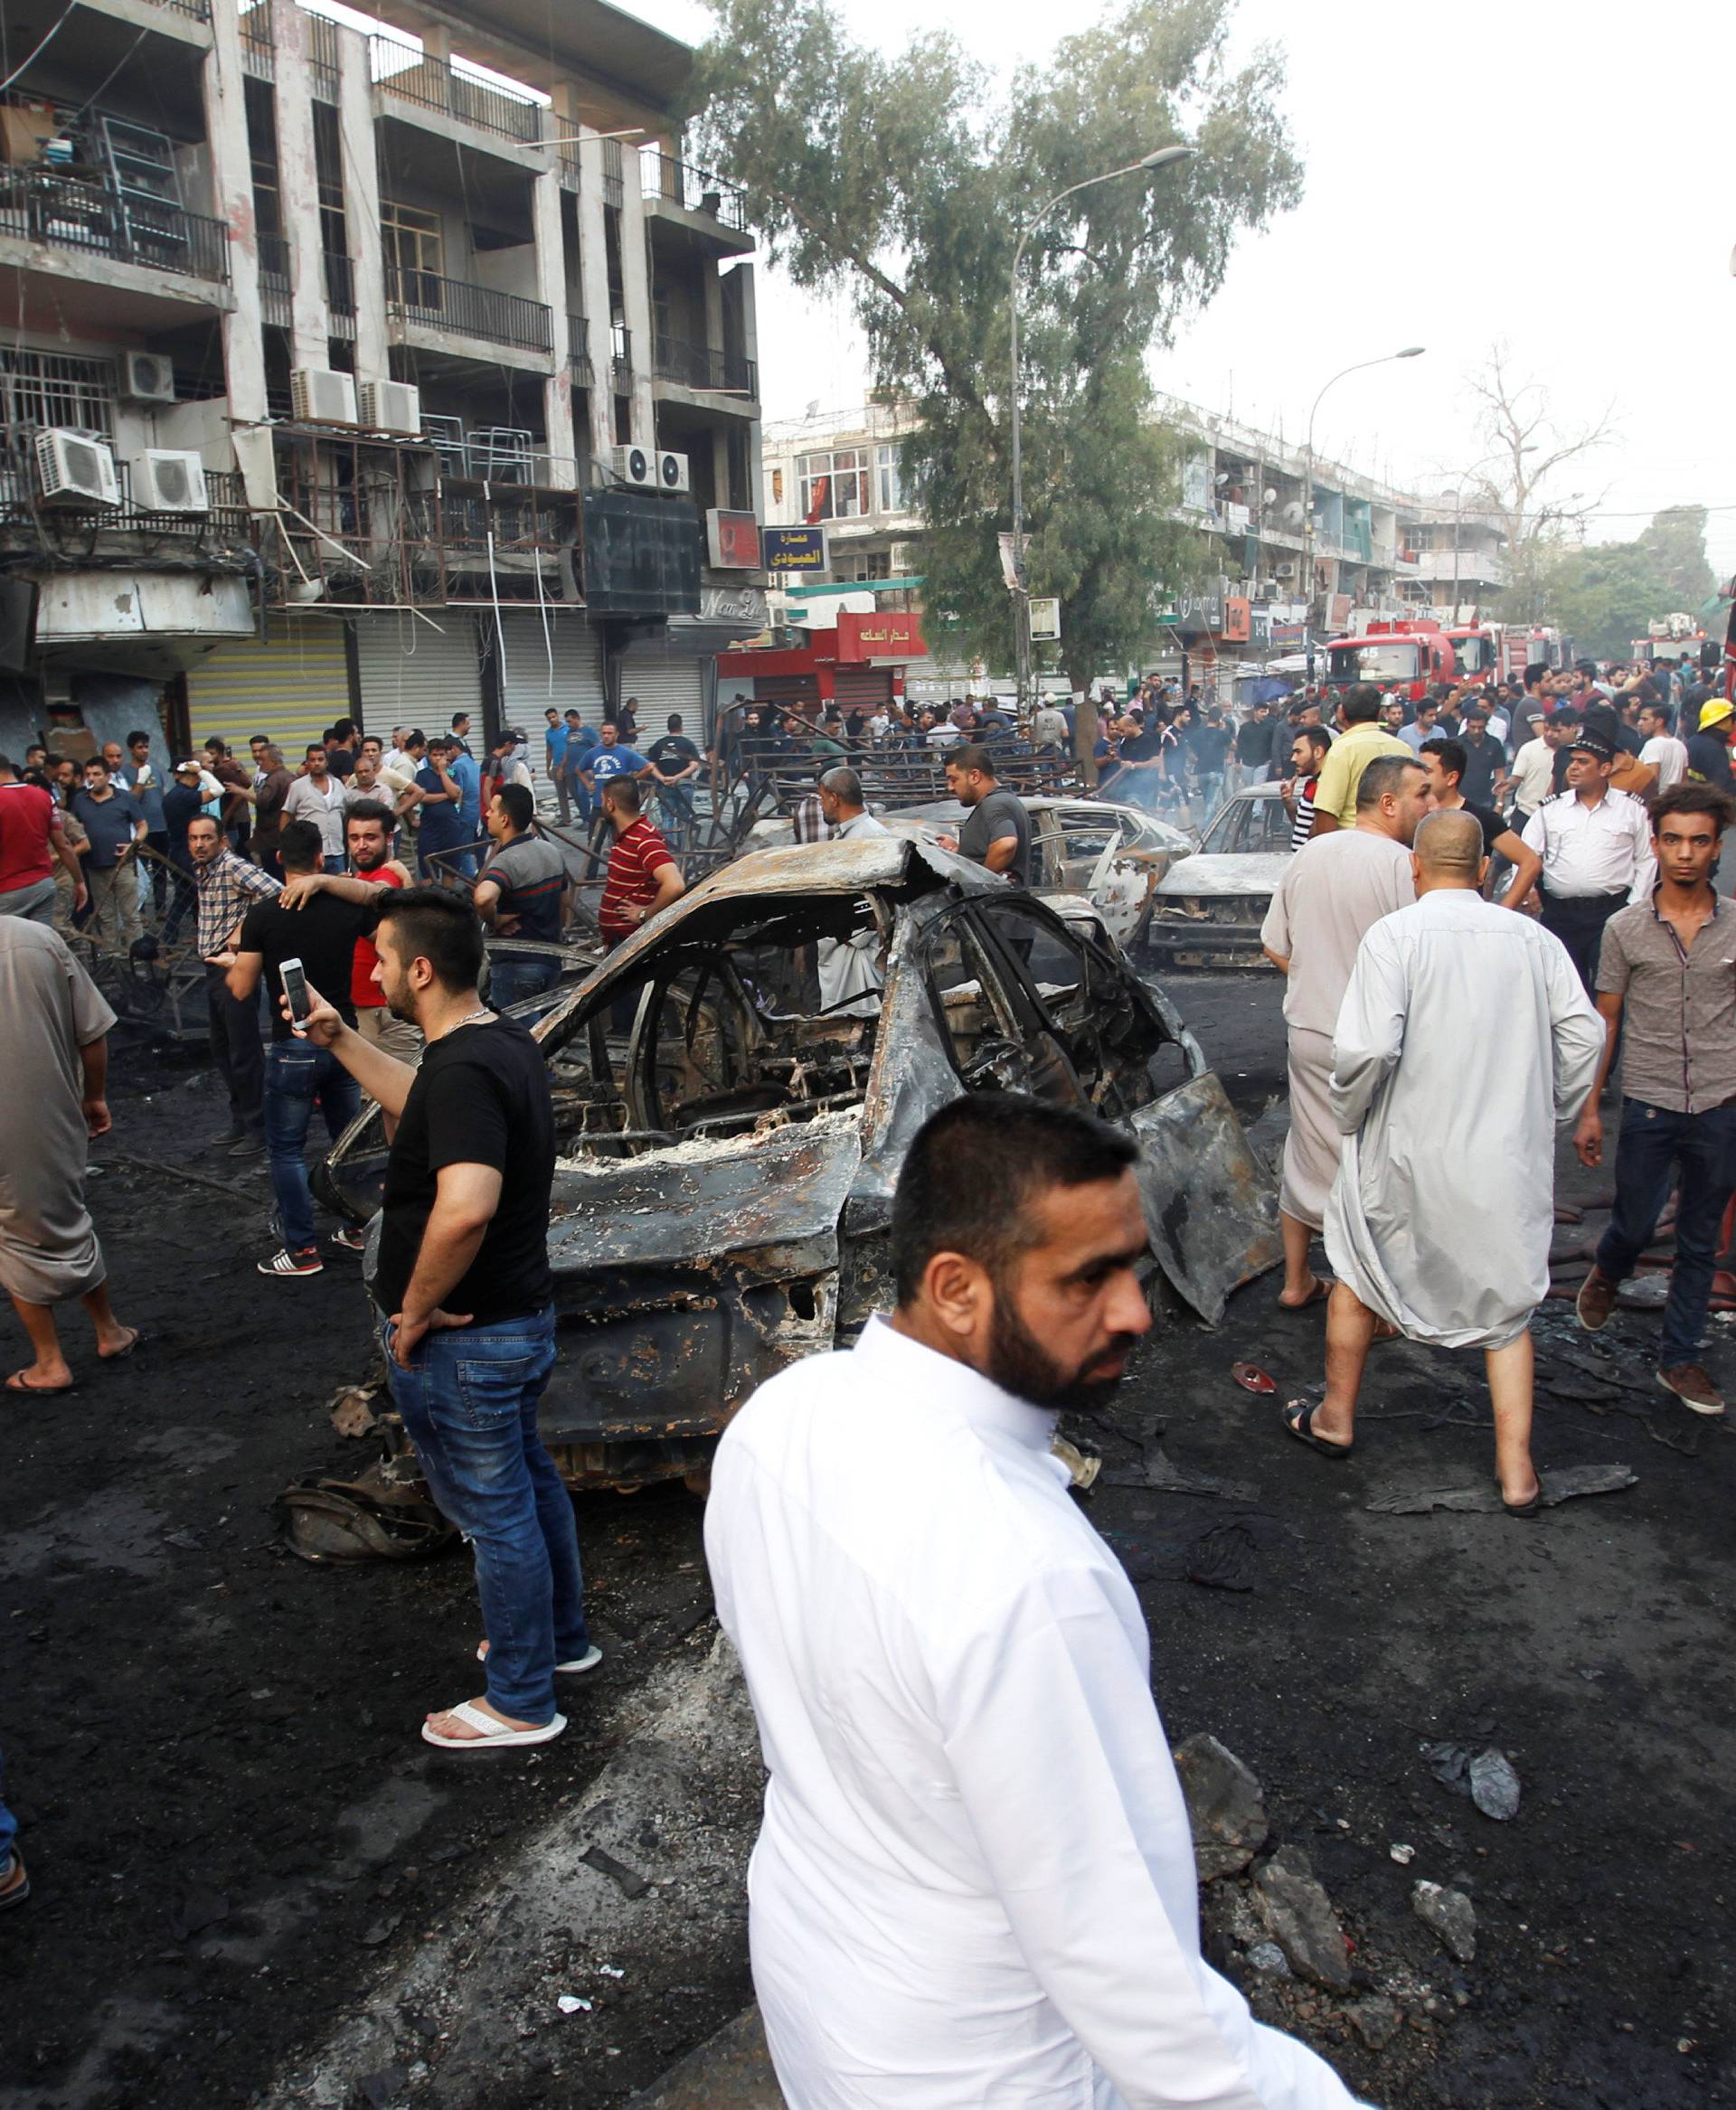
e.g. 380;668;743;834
320;837;1281;1491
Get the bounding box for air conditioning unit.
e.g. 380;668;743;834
135;449;208;513
358;379;421;435
34;429;120;508
610;443;656;488
656;448;690;495
119;352;175;405
1273;561;1296;579
290;367;358;426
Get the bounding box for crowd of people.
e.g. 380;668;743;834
4;644;1731;2105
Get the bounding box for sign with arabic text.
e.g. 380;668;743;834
762;525;829;572
835;611;928;660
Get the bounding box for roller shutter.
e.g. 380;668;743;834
492;611;606;806
620;635;706;743
834;666;894;709
186;618;352;758
352;611;482;740
752;673;822;708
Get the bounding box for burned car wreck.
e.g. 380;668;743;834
317;838;1281;1493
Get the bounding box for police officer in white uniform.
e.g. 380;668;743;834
1505;727;1656;992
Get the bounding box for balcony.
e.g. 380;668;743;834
640;152;749;233
609;322;631;391
239;0;273;79
652;333;757;400
306;12;339;100
0;171;229;284
0;440;250;543
567;314;594;389
259;233;290;325
370;35;542;147
384;267;552;356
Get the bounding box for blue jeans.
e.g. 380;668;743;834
264;1040;361;1252
1597;1098;1736;1368
380;1307;587;1724
489;954;561;1011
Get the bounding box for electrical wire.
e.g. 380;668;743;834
0;0;77;96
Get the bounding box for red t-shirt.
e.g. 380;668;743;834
599;818;675;942
351;863;405;1008
0;781;61;893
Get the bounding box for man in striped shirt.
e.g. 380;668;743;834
598;777;684;947
1281;727;1330;853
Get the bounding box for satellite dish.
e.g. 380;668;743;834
1262;487;1277;505
1282;500;1304;526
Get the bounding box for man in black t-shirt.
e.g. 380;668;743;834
292;885;592;1752
646;713;703;848
228;819;371;1278
1417;739;1529;886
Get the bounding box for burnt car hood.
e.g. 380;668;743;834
549;1114;863;1289
1155;852;1291;900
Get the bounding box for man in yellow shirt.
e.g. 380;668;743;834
1310;683;1413;834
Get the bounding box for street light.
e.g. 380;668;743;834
1007;143;1196;721
1301;346;1425;678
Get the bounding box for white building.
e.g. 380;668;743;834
0;0;765;764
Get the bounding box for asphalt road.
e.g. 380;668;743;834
1;968;1731;2109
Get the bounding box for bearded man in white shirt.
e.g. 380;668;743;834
707;1095;1371;2110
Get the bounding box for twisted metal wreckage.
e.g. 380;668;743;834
282;837;1283;1557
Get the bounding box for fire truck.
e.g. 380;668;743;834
1323;618;1458;703
1448;623;1570;683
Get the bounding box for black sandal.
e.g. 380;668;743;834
1283;1399;1354;1460
1278;1277;1334;1311
1495;1475;1543;1518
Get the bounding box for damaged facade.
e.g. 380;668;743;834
0;0;767;764
322;837;1283;1492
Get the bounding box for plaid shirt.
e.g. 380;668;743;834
792;792;833;845
195;848;281;960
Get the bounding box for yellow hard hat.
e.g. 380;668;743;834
1699;699;1733;731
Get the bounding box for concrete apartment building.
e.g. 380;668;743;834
0;0;764;766
758;396;1506;677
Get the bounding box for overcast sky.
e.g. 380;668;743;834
644;0;1736;579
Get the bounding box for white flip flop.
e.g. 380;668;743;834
476;1641;604;1675
420;1701;567;1751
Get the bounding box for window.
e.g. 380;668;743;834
797;448;870;522
876;442;903;513
381;202;443;302
770;467;783;503
0;349;114;440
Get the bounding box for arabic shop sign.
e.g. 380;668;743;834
762;525;829;572
835;610;928;660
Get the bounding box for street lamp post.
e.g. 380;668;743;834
1007;144;1195;728
1301;347;1424;680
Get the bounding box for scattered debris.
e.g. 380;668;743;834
1140;1440;1259;1503
1617;1275;1672;1309
1346;1996;1402;2050
360;1916;401;1947
1411;1880;1477;1962
1050;1435;1101;1491
1467;1747;1522;1822
1246;1942;1291;1977
172;1889;231;1940
358;2063;409;2109
1231;1361;1276;1395
1367;1463;1636;1514
556;1995;592;2015
1173;1733;1269;1880
1388;1842;1415;1865
329;1384;381;1439
163;1528;203;1552
580;1845;651;1901
1253;1844;1352;1990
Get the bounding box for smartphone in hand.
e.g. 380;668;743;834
280;956;312;1035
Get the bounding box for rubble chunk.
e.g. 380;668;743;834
1173;1733;1269;1880
1347;1997;1402;2050
1468;1748;1522;1823
1253;1845;1352;1990
1246;1942;1290;1976
1412;1880;1477;1962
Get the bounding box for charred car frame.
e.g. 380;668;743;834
318;839;1280;1491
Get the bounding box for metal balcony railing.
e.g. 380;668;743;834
0;441;250;539
567;315;594;388
651;333;757;398
370;35;542;144
154;0;211;18
307;13;340;99
384;266;552;353
609;321;631;391
239;0;274;77
258;233;290;324
639;150;749;233
601;136;623;206
0;173;230;283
